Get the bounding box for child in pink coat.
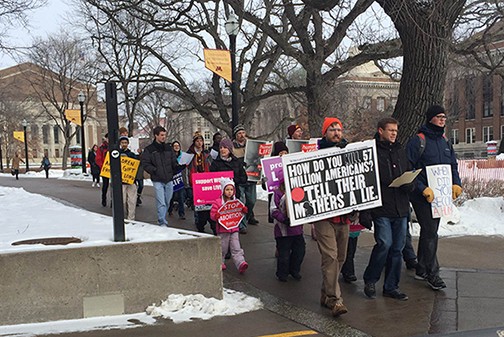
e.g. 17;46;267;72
210;178;249;274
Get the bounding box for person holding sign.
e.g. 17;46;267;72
118;136;139;220
362;118;413;301
141;126;181;227
210;178;249;274
407;105;462;291
95;134;109;207
314;117;357;317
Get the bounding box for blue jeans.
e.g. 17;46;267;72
363;216;407;292
153;181;174;226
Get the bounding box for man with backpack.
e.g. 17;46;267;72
406;105;462;291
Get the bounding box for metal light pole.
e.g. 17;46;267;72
225;13;240;130
78;91;87;174
22;119;29;172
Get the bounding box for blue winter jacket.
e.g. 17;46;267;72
406;124;461;194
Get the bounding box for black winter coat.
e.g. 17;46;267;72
141;141;180;183
209;155;248;186
371;134;413;218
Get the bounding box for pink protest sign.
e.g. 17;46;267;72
192;171;234;206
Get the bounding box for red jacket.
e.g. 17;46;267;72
95;141;108;169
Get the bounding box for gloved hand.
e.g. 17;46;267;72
359;211;372;230
284;218;291;226
422;187;434;203
242;206;248;214
452;185;462;200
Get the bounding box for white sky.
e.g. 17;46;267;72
1;0;71;68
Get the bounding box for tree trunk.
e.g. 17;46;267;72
306;69;330;138
378;1;466;143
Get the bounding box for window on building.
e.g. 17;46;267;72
390;97;397;108
483;75;493;117
31;125;39;141
55;149;60;157
451;88;459;117
32;149;38;158
465;127;475;144
43;125;49;144
44;149;50;157
53;126;59;144
204;119;209;127
483;126;494;143
501;125;504;140
376;97;385;112
204;130;211;141
197;118;202;128
363;96;371;109
451;129;459;144
76;126;81;144
465;76;476;120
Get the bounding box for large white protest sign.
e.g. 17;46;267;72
426;164;453;218
283;139;382;226
244;139;273;182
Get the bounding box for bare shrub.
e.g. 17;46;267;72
456;178;504;206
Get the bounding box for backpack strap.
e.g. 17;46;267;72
417;132;426;158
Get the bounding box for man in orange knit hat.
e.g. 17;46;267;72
315;117;357;318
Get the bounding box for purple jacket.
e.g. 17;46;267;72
270;190;303;238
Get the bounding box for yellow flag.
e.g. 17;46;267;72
13;131;24;142
204;49;232;83
65;109;81;125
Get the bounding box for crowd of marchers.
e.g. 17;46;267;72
82;105;461;318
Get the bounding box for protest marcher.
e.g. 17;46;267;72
168;141;187;220
262;141;289;225
271;178;305;282
135;148;144;206
340;221;366;283
314;117;357;317
407;105;462;290
210;138;248;188
232;124;259;232
95;134;109;206
209;132;222;160
287;124;303;140
88;144;101;187
11;151;24;180
118;136;139;220
141;126;180;227
362;117;413;301
210;178;249;274
187;132;214;233
40;152;51;179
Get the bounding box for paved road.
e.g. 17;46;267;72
2;175;504;337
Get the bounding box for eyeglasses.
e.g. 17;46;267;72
435;115;447;120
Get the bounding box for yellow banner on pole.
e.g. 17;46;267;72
204;49;232;83
13;131;24;142
65;109;81;126
100;152;140;185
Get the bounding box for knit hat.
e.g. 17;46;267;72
272;141;289;156
233;124;245;137
193;131;204;142
118;136;129;143
426;105;445;122
321;117;343;136
287;124;301;138
219;138;234;154
220;178;235;197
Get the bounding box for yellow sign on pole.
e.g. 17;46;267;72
65;109;81;126
100;152;140;185
13;131;24;142
204;49;232;83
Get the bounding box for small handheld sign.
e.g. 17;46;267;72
217;199;246;230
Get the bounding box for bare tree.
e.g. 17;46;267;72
25;32;98;169
375;0;466;142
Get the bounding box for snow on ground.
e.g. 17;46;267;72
146;289;263;324
0;289;263;336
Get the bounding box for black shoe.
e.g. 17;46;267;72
248;218;259;225
427;275;446;290
290;273;302;280
342;274;357;283
383;289;409;301
364;283;376;299
414;272;428;281
101;199;106;207
225;251;231;260
239;228;247;234
276;274;287;282
136;196;142;205
405;259;418;270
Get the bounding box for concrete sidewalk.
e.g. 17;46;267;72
1;177;503;337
